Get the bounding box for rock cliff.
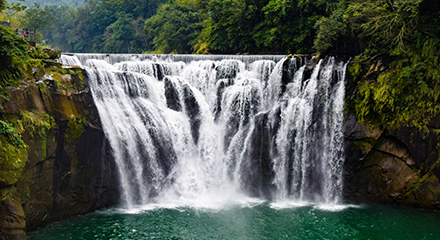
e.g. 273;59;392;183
343;114;440;208
0;51;118;239
343;59;440;209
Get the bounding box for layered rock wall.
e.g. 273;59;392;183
344;116;440;208
0;58;118;239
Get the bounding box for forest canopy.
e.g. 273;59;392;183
7;0;85;7
3;0;437;56
1;0;440;129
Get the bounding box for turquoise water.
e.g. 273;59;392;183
29;203;440;240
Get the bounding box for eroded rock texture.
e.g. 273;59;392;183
344;114;440;208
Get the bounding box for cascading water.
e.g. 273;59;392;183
59;54;348;209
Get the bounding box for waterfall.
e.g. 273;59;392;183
59;54;348;208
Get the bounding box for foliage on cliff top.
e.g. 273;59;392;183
341;0;440;130
0;25;29;99
13;0;166;53
143;0;342;54
7;0;438;56
13;0;343;54
8;0;85;8
0;8;60;101
144;1;201;53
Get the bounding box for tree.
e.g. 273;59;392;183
347;0;440;129
104;13;137;53
196;0;265;53
344;0;423;57
68;5;95;52
0;25;29;99
40;5;76;51
0;0;26;24
15;0;167;53
144;1;201;53
20;4;55;32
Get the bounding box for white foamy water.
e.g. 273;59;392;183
59;54;348;211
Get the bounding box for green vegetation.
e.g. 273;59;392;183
11;110;53;137
0;25;29;99
0;136;27;187
0;120;27;189
65;117;84;143
1;0;439;130
19;3;55;42
3;0;438;55
0;120;26;148
144;1;201;53
4;0;340;54
12;0;166;52
8;0;85;7
342;0;440;130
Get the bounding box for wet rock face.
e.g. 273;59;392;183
239;112;276;197
164;76;201;144
0;62;119;236
281;58;295;96
23;123;118;230
164;77;182;112
153;63;165;81
213;79;234;121
182;85;201;145
343;113;440;209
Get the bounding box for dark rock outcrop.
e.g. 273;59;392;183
239;112;276;197
182;85;201;144
153;63;165;81
164;77;182;112
164;77;201;144
280;57;295;96
213;78;233;121
343;111;440;209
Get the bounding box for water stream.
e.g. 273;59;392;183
59;54;347;209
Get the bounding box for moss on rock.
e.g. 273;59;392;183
65;117;85;144
11;111;53;138
0;136;27;188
